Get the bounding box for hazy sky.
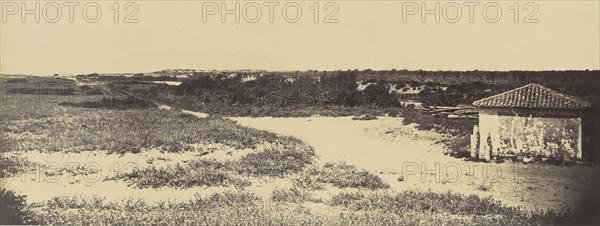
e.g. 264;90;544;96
1;1;599;75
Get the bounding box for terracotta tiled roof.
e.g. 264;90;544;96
473;83;591;109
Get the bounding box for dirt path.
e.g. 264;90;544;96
233;116;600;211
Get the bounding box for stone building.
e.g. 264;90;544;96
471;83;591;161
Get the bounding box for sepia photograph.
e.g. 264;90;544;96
1;0;599;225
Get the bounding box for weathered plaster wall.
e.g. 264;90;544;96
475;108;582;160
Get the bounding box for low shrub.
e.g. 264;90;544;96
0;189;33;224
113;159;250;189
236;147;315;177
271;187;311;203
476;184;492;192
329;190;579;224
443;136;471;158
158;141;194;153
84;89;103;95
0;155;35;178
352;114;377;121
113;144;316;188
295;162;389;190
401;109;476;136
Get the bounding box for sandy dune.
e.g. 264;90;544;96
233;117;450;172
233;116;600;211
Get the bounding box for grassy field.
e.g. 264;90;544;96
0;76;596;225
1;93;306;154
3;188;585;225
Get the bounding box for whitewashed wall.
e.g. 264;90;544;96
475;108;583;160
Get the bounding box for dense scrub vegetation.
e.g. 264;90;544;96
121;70;599;118
121;72;401;116
401;109;475;137
1;189;33;224
357;69;600;94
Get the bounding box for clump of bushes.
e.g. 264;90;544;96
419;86;461;107
112;159;250;189
84;89;103;95
444;136;471;158
79;85;103;95
401;109;475;136
112;144;315;188
355;83;399;107
0;155;35;178
352;114;377;121
476;184;492;192
236;147;315;177
295;162;389;190
159;142;194;153
132;72;401;117
270;187;312;203
1;189;33;224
